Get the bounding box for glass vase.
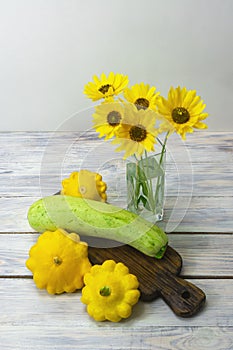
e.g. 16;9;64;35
126;145;166;223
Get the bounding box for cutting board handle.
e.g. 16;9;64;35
87;243;206;317
158;272;206;317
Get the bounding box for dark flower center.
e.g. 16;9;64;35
107;111;122;126
134;98;150;110
99;84;112;94
172;107;190;124
129;124;147;142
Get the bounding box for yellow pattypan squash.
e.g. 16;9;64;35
61;170;107;202
26;229;92;294
81;260;140;322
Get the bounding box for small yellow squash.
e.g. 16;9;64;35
61;170;107;202
26;228;91;294
81;260;140;322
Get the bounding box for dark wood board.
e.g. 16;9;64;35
54;192;206;317
88;244;206;318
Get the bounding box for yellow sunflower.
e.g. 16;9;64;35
93;101;124;139
84;72;129;101
157;86;208;139
123;82;160;111
112;104;159;159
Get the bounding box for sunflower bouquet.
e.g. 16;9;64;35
84;72;208;222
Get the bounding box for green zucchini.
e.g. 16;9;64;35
27;195;168;258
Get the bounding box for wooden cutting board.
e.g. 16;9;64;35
54;193;205;317
87;243;206;318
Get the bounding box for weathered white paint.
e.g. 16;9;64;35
0;131;232;349
0;196;232;233
1;234;233;277
0;279;233;327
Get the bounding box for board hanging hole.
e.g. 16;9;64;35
181;290;190;299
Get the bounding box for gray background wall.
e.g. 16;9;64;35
0;0;232;132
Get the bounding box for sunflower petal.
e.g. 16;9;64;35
183;90;197;108
193;121;208;129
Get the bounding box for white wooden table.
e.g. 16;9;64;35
0;131;233;350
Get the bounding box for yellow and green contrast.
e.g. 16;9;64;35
81;260;140;322
26;228;92;294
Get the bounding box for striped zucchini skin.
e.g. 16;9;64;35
27;195;168;258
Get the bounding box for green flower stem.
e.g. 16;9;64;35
143;151;155;211
127;134;168;218
99;286;111;296
159;132;169;166
134;156;141;209
153;133;168;207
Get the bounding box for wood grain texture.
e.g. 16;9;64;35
0;162;232;197
0;131;232;349
0;325;232;350
1;234;233;277
1;131;232;234
0;196;232;233
0;279;232;327
88;244;183;301
0;328;232;350
88;244;206;317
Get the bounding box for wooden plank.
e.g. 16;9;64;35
0;131;232;165
1;131;232;150
0;131;232;349
0;196;232;233
0;166;233;194
0;131;232;202
1;130;232;169
0;162;232;197
0;325;232;350
1;154;232;179
0;279;233;327
0;197;37;233
163;208;233;233
0;234;232;277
